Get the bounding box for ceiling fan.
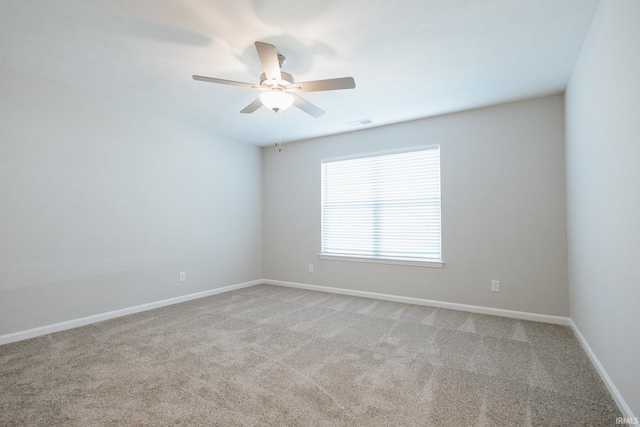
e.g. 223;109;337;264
192;41;356;118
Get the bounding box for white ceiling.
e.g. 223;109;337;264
1;0;599;147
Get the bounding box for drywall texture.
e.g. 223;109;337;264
263;95;568;316
566;0;640;417
0;66;263;335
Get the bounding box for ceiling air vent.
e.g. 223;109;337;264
346;118;372;127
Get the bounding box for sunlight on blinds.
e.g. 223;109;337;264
321;147;441;262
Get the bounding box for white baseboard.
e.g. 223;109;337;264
262;279;570;325
0;279;262;346
569;319;636;420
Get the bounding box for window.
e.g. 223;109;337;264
321;146;442;266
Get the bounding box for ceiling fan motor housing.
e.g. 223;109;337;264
260;71;294;89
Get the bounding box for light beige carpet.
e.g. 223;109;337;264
0;284;621;426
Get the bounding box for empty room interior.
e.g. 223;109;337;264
1;0;638;425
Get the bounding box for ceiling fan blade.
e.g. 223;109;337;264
240;98;263;114
255;41;282;82
193;75;258;89
292;77;355;92
293;95;325;118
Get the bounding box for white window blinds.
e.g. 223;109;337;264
321;147;441;263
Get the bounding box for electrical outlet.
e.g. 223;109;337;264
308;264;314;273
491;280;500;292
179;272;186;282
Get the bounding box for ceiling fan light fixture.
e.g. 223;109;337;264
259;90;294;112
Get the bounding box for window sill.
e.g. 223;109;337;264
319;254;444;268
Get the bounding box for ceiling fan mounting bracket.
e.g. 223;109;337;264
277;53;286;68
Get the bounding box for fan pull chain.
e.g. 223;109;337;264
275;111;282;152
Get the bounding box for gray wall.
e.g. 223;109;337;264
566;0;640;416
263;95;568;316
0;66;263;335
